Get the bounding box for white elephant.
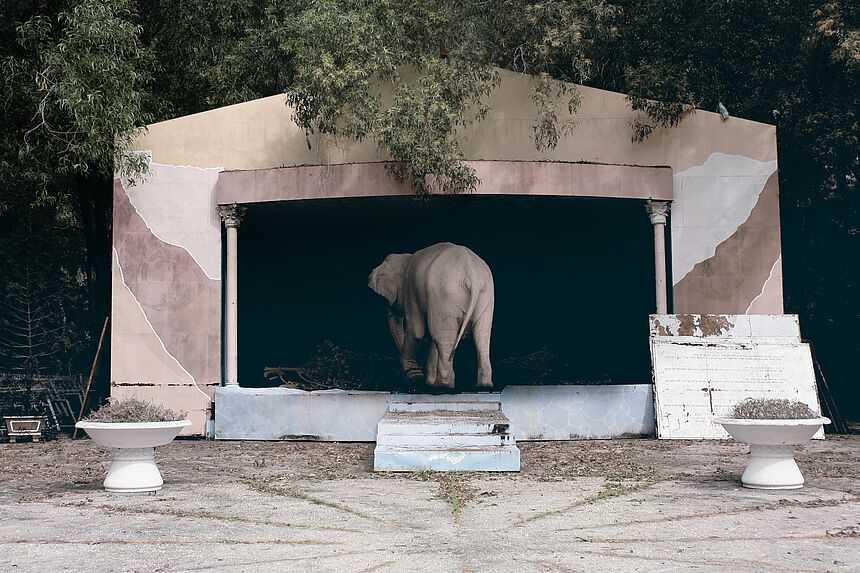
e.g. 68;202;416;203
368;242;495;389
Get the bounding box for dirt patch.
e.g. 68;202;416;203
519;441;662;482
2;435;859;501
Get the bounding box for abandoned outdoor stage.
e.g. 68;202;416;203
108;67;804;479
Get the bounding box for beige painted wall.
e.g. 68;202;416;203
131;69;776;172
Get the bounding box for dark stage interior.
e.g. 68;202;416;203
237;195;657;390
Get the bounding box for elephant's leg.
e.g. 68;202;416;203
425;343;440;387
472;302;494;389
386;308;405;353
430;338;455;388
427;310;461;388
401;307;426;382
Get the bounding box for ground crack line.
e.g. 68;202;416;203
1;538;340;546
513;480;660;526
54;500;359;532
244;478;410;529
557;494;860;531
572;546;831;573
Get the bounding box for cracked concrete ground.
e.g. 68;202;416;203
1;436;858;572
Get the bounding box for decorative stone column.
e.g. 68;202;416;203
218;203;246;386
646;200;671;314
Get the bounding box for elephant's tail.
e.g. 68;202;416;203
452;279;480;359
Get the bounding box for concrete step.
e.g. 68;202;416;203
390;393;501;403
388;393;501;413
374;445;521;472
374;406;520;472
388;401;501;413
376;411;511;436
377;432;514;448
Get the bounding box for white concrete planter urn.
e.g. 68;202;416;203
75;420;191;492
714;417;830;490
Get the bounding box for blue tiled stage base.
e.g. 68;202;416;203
502;385;656;440
214;384;655;441
214;386;389;441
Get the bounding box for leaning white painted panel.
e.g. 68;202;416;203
650;315;823;440
649;314;800;344
747;313;800;338
121;160;224;279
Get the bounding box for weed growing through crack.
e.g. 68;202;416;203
513;477;662;526
437;474;476;524
448;482;463;524
245;477;390;525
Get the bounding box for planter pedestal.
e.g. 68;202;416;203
104;447;164;492
75;420;191;493
715;417;830;490
742;444;804;489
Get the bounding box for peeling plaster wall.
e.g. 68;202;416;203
673;171;783;313
111;167;222;435
116;69;784;432
121;162;223;279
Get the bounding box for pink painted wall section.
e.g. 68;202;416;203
215;161;673;205
111;174;222;436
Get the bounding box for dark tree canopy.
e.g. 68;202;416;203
0;0;857;416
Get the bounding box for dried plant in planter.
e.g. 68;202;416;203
85;397;186;423
730;398;818;420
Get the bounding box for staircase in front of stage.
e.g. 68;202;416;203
373;393;521;472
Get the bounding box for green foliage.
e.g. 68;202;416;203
624;61;696;143
477;0;621;150
816;2;860;69
0;0;857;417
0;266;60;377
274;0;619;195
4;0;152;194
278;0;498;194
136;0;277;118
592;0;857;416
0;0;151;392
376;61;496;195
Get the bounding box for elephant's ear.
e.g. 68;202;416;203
368;253;411;306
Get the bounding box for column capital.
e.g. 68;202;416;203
218;203;246;229
646;200;671;225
